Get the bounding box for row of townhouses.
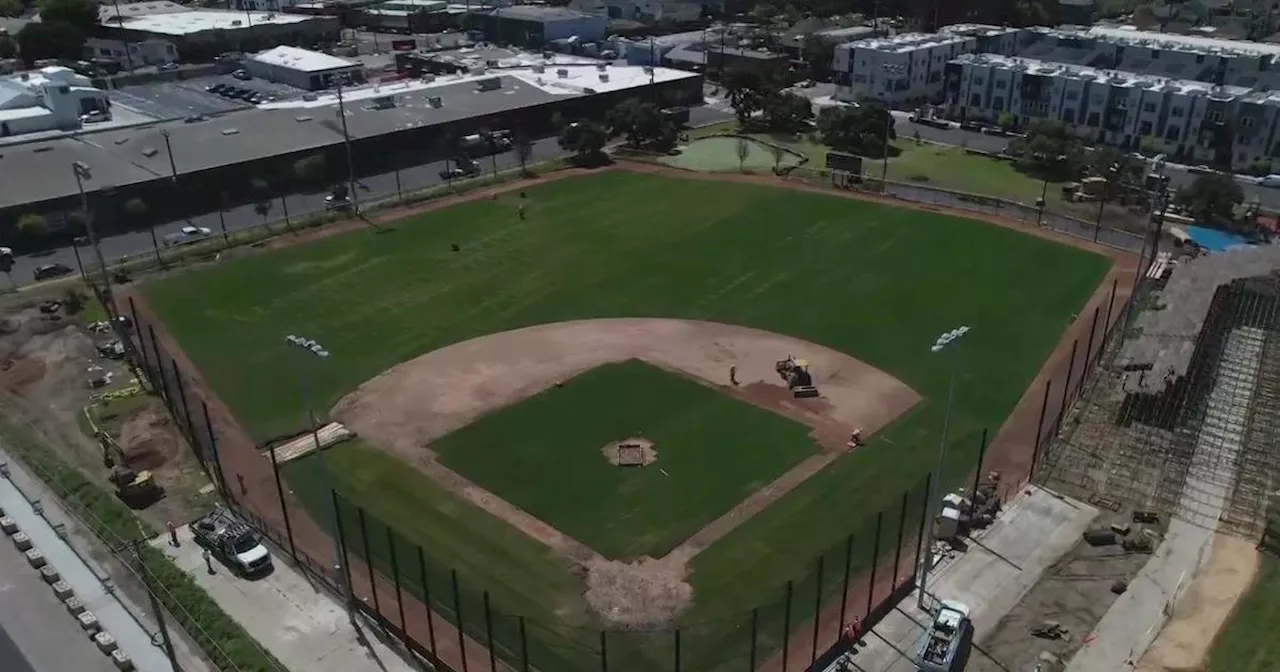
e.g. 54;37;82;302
832;23;1280;170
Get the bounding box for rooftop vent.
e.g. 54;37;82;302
428;96;442;108
557;68;569;78
533;64;545;73
141;147;158;157
220;128;240;135
599;73;609;82
295;115;313;121
596;63;606;71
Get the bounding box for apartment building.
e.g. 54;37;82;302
832;24;1023;106
1018;25;1280;90
944;53;1280;171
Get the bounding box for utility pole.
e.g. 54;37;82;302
132;541;181;672
71;162;114;316
335;78;359;211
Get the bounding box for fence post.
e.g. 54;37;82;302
452;569;468;672
913;472;932;584
357;508;380;614
201;401;229;502
483;592;496;672
865;511;883;620
674;628;681;672
388;528;406;637
331;490;355;606
1030;380;1053;477
970;428;989;503
1055;340;1078;435
837;533;853;641
749;608;758;672
146;325;168;401
268;448;296;561
1083;305;1101;383
811;554;824;666
170;359;197;444
418;546;437;654
1106;277;1119;336
600;630;608;672
782;580;793;672
892;488;908;588
519;616;529;672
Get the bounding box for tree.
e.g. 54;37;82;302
723;67;781;127
798;34;836;81
16;22;84;65
123;198;147;219
997;112;1015;131
607;98;677;151
0;0;19;19
761;92;813;133
250;178;274;232
770;143;786;173
1139;135;1160;157
16;213;48;239
1007;119;1084;181
38;0;98;31
558;121;608;164
736;137;750;171
0;35;14;60
512;129;534;174
1176;173;1244;225
816;105;895;155
292;155;326;185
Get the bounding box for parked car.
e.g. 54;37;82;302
1261;174;1280;188
324;194;352;211
440;161;481;180
33;263;73;281
80;109;109;123
233;69;252;80
162;225;213;247
190;510;272;577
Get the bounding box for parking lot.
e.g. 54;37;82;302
111;74;308;119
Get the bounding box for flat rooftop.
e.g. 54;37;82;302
115;10;317;35
842;31;976;53
0;63;699;209
950;53;1269;102
253;46;356;73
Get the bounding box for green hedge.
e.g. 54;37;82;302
0;419;285;672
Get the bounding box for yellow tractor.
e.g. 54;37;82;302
775;356;820;398
110;465;164;509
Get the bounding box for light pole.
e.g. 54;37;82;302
71;161;114;315
284;334;354;622
917;325;970;611
1093;163;1119;243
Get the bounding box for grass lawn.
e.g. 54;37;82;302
145;171;1110;671
434;360;818;559
1206;555;1280;671
660;136;805;173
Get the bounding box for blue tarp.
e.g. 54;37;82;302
1183;225;1252;253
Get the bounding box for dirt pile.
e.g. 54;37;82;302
584;556;693;629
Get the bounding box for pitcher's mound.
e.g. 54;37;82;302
603;438;657;467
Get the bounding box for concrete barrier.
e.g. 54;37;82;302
77;611;100;635
12;531;31;550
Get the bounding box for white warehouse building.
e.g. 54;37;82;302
0;67;111;139
944;53;1280;172
833;24;1023;106
247;46;364;90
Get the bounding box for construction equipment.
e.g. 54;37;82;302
775;356;819;398
1030;621;1069;640
110;466;163;508
914;600;972;672
190;509;273;577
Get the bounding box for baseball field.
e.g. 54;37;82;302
141;169;1112;671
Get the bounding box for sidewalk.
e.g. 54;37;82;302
0;446;210;672
151;525;418;672
836;487;1097;672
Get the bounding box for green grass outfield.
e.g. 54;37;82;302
1207;556;1280;671
434;359;818;559
145;171;1110;671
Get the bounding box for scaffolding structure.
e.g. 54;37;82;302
1042;258;1280;539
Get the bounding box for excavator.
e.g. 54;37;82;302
98;432;163;509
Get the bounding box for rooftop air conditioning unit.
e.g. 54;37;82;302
596;63;606;71
533;64;545;73
557;68;569;78
599;73;609;82
428;96;442;108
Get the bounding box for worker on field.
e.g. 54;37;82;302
729;365;738;386
848;428;863;448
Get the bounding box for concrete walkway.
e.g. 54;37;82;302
0;446;210;672
829;487;1097;672
152;525;418;672
1066;327;1263;671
